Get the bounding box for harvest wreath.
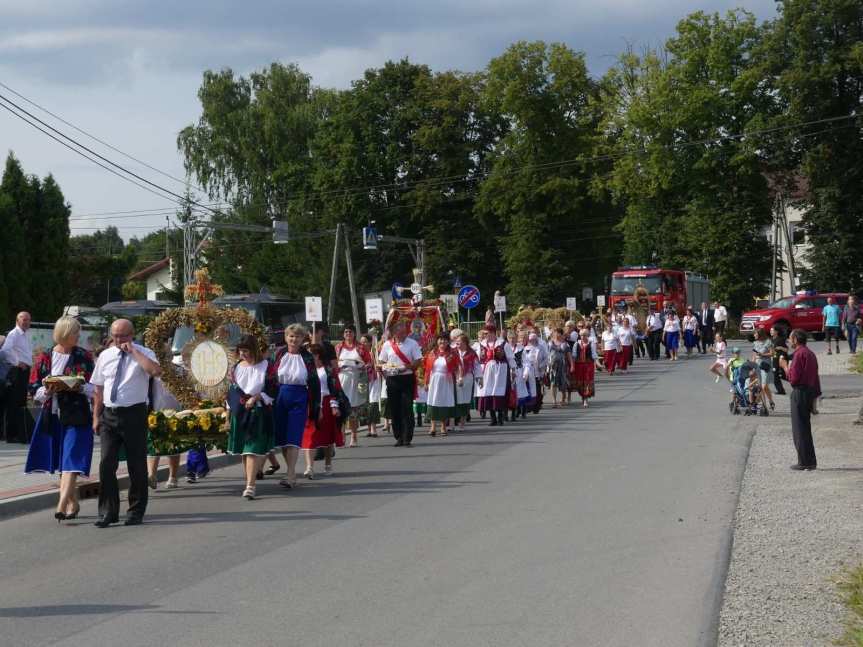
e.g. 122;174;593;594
142;269;268;453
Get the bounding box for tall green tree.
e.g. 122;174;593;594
312;60;504;306
0;154;34;321
30;175;70;319
178;63;331;298
603;11;774;314
476;41;620;306
758;0;863;291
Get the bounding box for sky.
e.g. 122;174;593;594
0;0;778;243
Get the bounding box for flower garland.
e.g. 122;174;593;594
147;406;228;456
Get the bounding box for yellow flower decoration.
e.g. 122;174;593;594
198;415;212;431
168;418;179;432
147;413;157;428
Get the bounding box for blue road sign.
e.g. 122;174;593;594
458;284;481;310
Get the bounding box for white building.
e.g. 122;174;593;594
128;257;176;301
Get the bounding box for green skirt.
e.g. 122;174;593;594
227;406;275;456
380;397;390;419
427;404;455;421
455;402;470;419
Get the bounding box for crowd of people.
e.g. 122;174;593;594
1;292;856;524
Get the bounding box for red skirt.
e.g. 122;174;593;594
603;350;617;374
301;395;345;449
617;345;632;370
572;360;595;398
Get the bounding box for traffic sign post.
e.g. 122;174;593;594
457;284;481;330
306;296;323;337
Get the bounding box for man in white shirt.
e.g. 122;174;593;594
646;307;664;361
377;321;422;447
90;319;161;527
714;301;728;336
1;311;33;443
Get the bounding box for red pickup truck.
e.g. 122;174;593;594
740;292;851;338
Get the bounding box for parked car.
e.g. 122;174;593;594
101;300;177;319
740;291;851;338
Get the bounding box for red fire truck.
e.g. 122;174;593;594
608;266;710;315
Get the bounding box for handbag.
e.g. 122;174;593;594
57;391;91;427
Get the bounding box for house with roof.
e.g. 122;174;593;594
127;257;176;301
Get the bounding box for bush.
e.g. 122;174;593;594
836;564;863;646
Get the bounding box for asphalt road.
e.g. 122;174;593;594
0;354;753;647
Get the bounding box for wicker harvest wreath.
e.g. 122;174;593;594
144;305;267;409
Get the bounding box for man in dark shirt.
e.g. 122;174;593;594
780;330;820;470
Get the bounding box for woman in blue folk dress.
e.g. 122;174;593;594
25;316;95;522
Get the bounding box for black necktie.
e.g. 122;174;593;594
110;351;128;403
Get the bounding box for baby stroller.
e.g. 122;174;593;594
729;360;769;416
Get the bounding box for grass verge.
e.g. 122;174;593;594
836;564;863;646
853;352;863;374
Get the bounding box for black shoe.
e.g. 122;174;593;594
94;517;118;528
256;471;264;480
264;465;280;476
790;464;817;471
393;441;404;447
404;443;413;447
54;511;66;523
123;517;144;526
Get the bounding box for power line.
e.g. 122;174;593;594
0;79;207;194
0;91;224;217
0;101;183;205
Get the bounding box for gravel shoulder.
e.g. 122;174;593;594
718;383;863;646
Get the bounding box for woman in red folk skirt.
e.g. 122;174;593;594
301;344;346;479
617;319;635;372
572;330;598;407
600;322;620;375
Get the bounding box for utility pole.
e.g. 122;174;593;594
779;194;797;291
770;197;779;302
327;223;342;326
343;226;361;331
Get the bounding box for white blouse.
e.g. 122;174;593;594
682;315;698;332
317;366;330;397
601;331;620;351
235;360;273;405
618;329;634;346
664;317;681;333
277;352;308;385
338;345;363;368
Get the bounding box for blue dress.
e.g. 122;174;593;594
25;410;94;475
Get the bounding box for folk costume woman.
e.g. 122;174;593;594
336;325;372;447
572;330;597;408
616;319;635;371
424;334;462;437
507;331;530;421
455;334;481;431
25;316;95;522
301;343;349;478
601;322;620;375
682;307;699;357
479;324;516;426
360;335;380;437
227;335;277;500
547;328;571;407
663;311;681;361
272;323;320;489
473;328;489;418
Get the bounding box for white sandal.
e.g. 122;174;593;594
242;486;256;500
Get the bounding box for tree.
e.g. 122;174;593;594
31;175;70;319
68;227;129;306
0;154;34;320
602;11;775;314
757;0;863;291
178;63;332;298
476;41;620;306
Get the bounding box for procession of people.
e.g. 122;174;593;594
3;288;839;525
